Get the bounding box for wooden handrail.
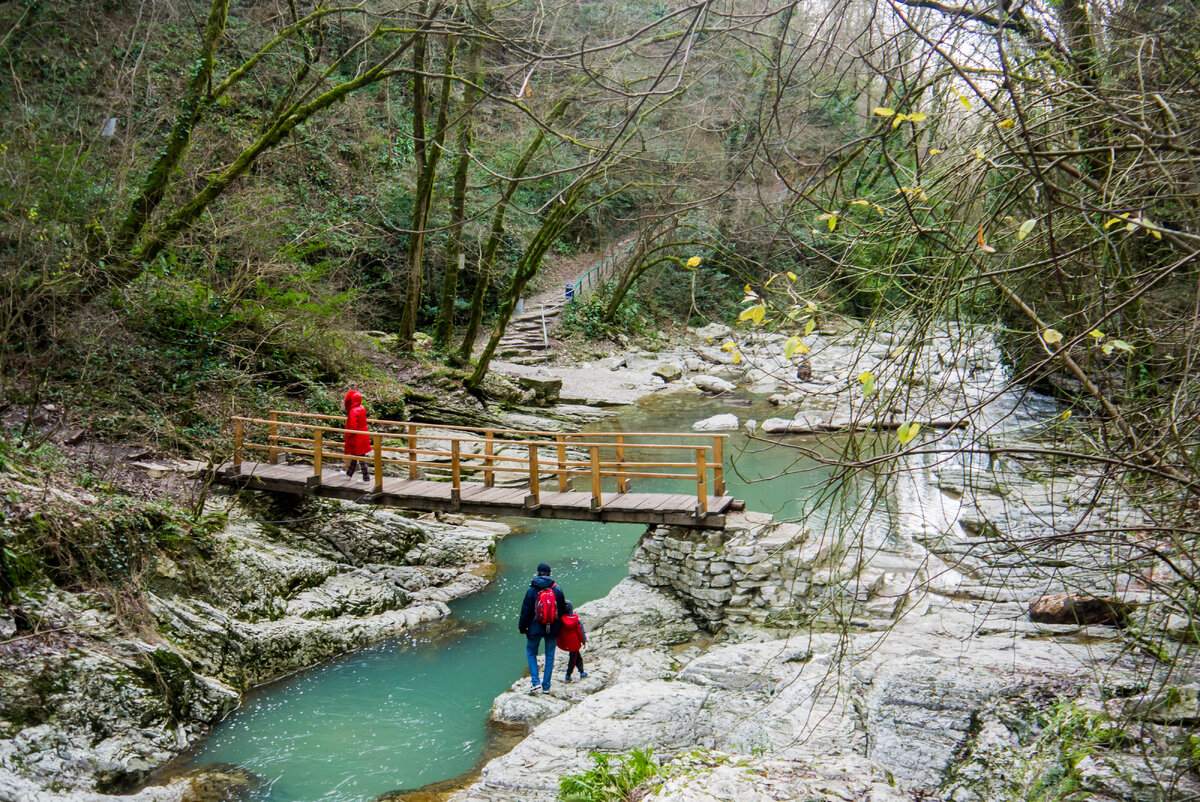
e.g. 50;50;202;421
264;408;728;440
231;410;730;517
233;417;717;453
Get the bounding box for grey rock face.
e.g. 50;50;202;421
1;495;509;798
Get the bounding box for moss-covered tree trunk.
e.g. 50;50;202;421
434;31;483;349
399;30;457;350
455;99;571;364
466;180;587;391
112;0;230;253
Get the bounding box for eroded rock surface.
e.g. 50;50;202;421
0;495;508;798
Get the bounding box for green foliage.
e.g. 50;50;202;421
1018;701;1134;802
560;282;645;340
557;748;661;802
0;436;222;595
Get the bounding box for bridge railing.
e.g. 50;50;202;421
230;411;726;516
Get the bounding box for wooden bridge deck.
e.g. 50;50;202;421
218;461;735;528
216;411;739;529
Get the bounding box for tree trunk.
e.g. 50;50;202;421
112;0;230;253
466;181;587;391
455;99;571;363
434;30;482;348
399;30;457;350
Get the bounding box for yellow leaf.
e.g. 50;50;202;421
686;256;701;268
907;112;927;122
998;118;1015;129
804;318;816;336
720;341;736;353
850;200;870;206
1101;342;1115;355
1041;328;1064;346
1088;329;1104;340
784;337;801;359
873;107;895;117
731;351;742;364
892;115;905;128
977;226;996;254
786;271;797;281
1061;410;1072;419
857;371;875;396
805;300;816;313
958;95;971;110
929;148;942;155
897;422;921;445
793;342;810;355
1110;339;1134;352
817;212;838;231
1017;218;1037;241
973;145;986;160
1104;215;1128;229
738;304;766;325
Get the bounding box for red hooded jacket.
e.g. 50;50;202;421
343;391;370;456
556;613;585;652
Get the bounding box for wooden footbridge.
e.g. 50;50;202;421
218;411;738;528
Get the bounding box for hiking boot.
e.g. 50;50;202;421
564;675;573;683
579;672;588;679
528;685;540;695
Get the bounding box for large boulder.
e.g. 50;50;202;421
1027;594;1130;626
516;373;563;406
692;414;738;431
692;375;736;394
479;372;526;403
652;363;684;382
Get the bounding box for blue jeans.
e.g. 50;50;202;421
526;634;556;690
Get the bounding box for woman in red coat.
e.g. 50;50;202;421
343;390;371;482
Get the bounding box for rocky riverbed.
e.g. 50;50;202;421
0;490;508;802
4;317;1197;801
450;321;1200;802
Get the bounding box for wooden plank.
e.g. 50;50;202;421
601;493;657;511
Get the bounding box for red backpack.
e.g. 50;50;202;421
535;583;558;625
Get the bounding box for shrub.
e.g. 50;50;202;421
557;748;660;802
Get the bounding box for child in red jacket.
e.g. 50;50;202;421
343;390;371;482
557;600;587;681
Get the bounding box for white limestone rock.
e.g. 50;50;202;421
692;414;738;431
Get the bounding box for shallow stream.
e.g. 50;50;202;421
180;391;846;800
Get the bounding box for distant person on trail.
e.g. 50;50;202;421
343;390;371;482
519;562;566;694
557;600;587;682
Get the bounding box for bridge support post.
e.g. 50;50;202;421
233;418;243;475
555;435;568;491
268;412;279;464
451;439;462;510
407;424;419;479
308;429;323;487
615;435;627;493
589;446;602;510
524;444;540;509
483;431;494;488
694;447;708;517
373;434;383;494
713;437;725;496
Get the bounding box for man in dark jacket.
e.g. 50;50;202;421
519;562;567;694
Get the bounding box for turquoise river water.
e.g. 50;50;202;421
180;391;841;801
